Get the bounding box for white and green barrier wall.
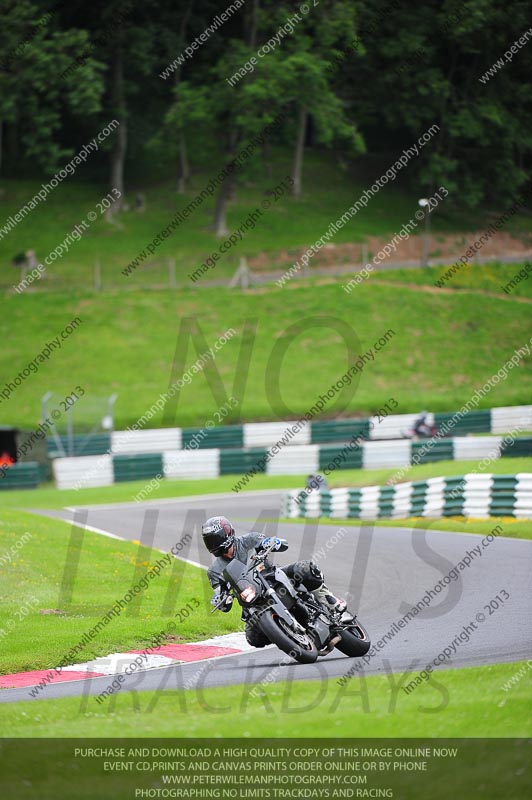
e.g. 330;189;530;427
2;404;530;490
0;462;42;491
49;433;532;490
283;474;532;519
46;404;532;459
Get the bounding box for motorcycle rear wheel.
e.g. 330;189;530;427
335;619;371;657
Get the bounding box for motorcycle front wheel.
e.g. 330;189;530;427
259;610;318;664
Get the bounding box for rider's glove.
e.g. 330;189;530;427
211;592;233;612
260;536;288;552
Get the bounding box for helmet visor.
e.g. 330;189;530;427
202;529;227;555
212;544;231;557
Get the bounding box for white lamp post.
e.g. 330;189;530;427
418;198;430;267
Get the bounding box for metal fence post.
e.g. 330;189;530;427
168;258;177;288
94;259;102;291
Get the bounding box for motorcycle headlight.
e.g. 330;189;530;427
240;586;257;603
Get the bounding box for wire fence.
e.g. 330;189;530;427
2;246;532;294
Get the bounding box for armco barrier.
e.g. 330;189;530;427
162;448;220;479
49;435;532;490
243;421;311;448
283;474;532;519
182;425;243;449
319;443;363;470
220;448;267;475
411;438;454;463
53;454;113;490
111;428;181;454
44;404;532;458
47;433;111;458
0;462;40;490
311;418;370;444
113;453;163;483
433;409;492;435
361;439;411;469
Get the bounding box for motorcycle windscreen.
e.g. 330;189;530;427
222;559;261;594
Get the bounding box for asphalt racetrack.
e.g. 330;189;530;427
1;490;531;704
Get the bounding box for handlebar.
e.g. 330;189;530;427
251;540;277;561
247;540;277;573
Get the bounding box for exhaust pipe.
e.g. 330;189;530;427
318;633;342;656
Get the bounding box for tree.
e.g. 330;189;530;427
0;0;103;175
240;0;365;198
352;0;532;206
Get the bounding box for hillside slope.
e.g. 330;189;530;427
1;275;531;429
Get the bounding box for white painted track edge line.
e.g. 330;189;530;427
51;516;123;540
50;515;208;570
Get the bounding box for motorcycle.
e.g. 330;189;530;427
211;541;371;664
402;419;438;439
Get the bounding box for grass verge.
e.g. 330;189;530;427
2;458;532;510
0;510;238;675
0;660;529;737
2;276;532;429
371;261;532;298
3;151;528;291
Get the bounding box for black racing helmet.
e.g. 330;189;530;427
202;516;235;556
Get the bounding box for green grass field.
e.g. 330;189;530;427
2;455;531;508
372;262;532;298
0;510;238;676
3;150;531;292
1;660;529;738
2;272;532;430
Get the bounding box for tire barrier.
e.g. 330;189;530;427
47;435;532;491
46;404;532;457
0;462;40;490
283;474;532;520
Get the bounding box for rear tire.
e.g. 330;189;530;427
335;619;371;657
259;610;318;664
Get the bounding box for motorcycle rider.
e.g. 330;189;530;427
202;515;346;648
413;411;437;438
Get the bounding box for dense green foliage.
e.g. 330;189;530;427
1;0;531;212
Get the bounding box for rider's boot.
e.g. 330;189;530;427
312;583;347;613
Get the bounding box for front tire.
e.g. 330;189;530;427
259;610;318;664
335;619;371;657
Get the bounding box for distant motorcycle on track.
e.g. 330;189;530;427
212;540;371;664
402;412;438;440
